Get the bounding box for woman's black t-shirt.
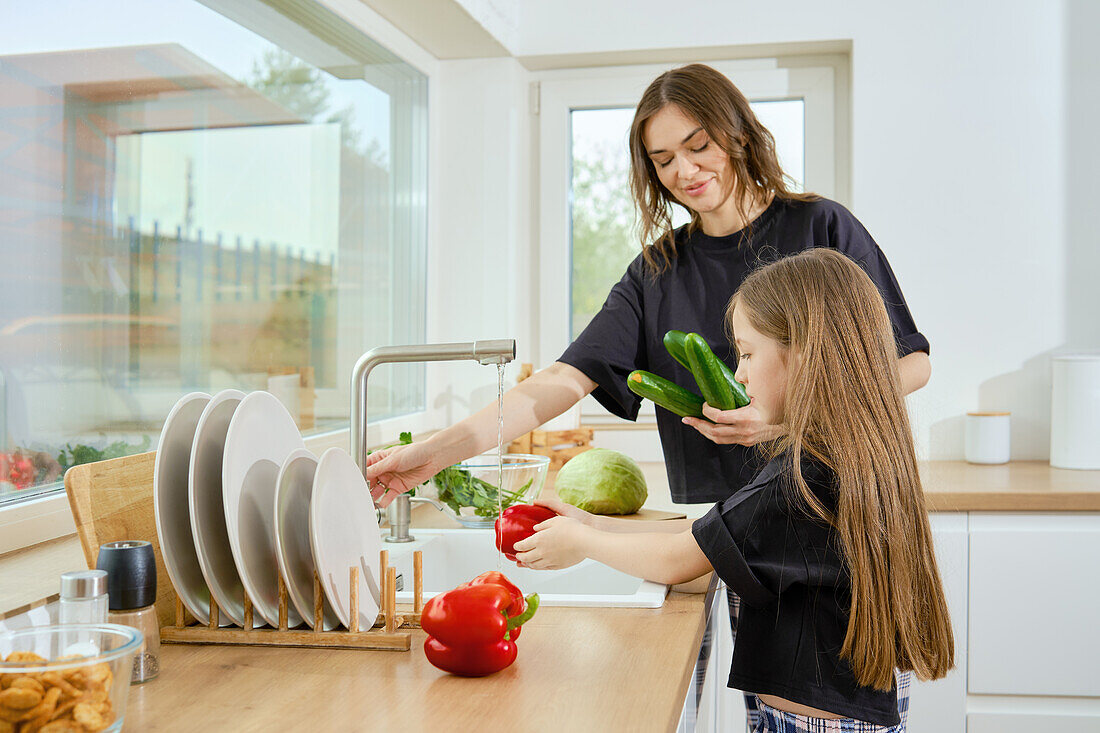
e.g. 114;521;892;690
692;453;902;727
558;196;929;503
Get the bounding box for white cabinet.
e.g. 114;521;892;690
907;513;968;733
687;512;1100;732
969;513;1100;697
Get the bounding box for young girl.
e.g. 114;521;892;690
513;247;954;732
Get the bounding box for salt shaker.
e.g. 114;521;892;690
97;540;160;683
59;569;108;625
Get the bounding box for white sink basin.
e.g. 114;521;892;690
388;529;668;608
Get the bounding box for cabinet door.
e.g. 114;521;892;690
906;513;968;733
969;513;1100;696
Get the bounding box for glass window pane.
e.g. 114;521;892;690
0;0;427;506
569;98;805;338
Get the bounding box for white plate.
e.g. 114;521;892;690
223;391;306;627
310;447;383;630
188;389;253;627
154;392;213;625
275;450;340;630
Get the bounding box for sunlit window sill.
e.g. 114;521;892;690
0;426;359;556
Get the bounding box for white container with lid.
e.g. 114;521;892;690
965;412;1011;464
1050;354;1100;470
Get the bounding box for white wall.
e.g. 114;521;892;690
344;0;1097;460
423;57;535;432
505;0;1083;460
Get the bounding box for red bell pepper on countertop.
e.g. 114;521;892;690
495;504;557;562
421;571;539;677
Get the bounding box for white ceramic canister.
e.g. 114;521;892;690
1050;355;1100;470
965;412;1011;465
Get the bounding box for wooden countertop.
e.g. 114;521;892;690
3;458;1099;730
124;585;713;732
917;460;1100;511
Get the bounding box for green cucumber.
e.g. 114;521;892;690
627;370;707;420
684;333;750;410
663;330;691;370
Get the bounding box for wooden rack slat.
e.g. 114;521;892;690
161;551;422;652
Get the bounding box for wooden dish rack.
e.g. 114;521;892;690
161;549;423;652
64;450;427;653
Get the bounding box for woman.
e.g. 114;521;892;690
365;63;930;507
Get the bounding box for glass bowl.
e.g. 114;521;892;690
0;623;142;733
428;453;551;528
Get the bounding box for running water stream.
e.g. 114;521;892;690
496;360;505;569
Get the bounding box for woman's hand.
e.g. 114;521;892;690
682;401;785;446
512;516;590;570
533;496;595;526
362;442;440;507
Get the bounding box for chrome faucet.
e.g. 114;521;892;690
351;339;516;543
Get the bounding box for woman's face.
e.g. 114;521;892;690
642;104;736;217
730;305;789;425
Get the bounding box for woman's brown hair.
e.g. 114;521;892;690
629;63;817;274
729;248;954;690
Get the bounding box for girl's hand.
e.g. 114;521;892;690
512;516;589;570
533;496;595;526
682;401;786;446
362;442;440;507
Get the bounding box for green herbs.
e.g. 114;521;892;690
56;437;153;473
432;466;532;519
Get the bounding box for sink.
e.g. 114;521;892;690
388;529;668;608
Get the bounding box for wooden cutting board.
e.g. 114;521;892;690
63;450;179;626
616;507;687;521
536;485;686;521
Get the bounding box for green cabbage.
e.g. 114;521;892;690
555;448;648;515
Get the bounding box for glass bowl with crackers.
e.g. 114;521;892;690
0;623;142;733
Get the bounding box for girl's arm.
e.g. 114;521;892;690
512;517;712;586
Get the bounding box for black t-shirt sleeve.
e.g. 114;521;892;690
558;257;647;421
692;483;811;609
825;204;931;357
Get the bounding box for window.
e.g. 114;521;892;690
538;60;840;418
0;0;428;507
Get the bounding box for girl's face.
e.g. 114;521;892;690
642;104;736;219
731;305;790;425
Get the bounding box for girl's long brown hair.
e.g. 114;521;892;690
730;248;953;690
629;63;817;274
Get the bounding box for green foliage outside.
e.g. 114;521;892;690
570;140;639;339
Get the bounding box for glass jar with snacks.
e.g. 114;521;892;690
0;623;142;732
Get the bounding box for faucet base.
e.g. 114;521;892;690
384;535;417;543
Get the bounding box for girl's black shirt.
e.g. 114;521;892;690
692;453;902;727
558;196;929;503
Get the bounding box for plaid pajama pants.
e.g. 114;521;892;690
726;587;912;733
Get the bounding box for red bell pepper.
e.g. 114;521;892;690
420;572;539;677
495;504;557;562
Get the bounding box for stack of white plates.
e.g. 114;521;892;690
153;390;383;631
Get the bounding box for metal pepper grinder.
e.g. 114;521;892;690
96;540;160;683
